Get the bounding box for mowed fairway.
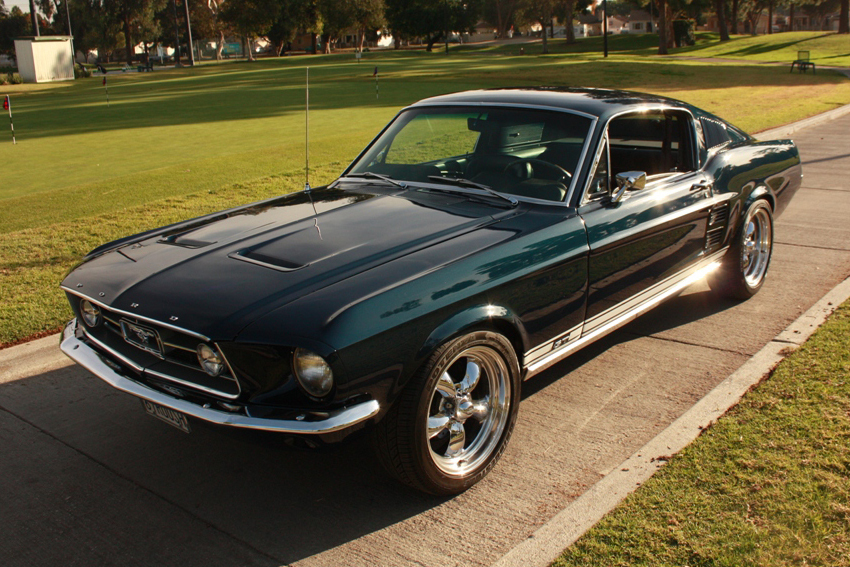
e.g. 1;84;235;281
2;41;850;345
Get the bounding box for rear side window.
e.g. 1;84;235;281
701;117;732;149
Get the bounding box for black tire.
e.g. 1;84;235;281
372;331;521;495
710;199;774;300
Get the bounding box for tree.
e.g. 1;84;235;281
840;0;848;32
1;6;31;56
220;0;279;60
385;0;482;52
483;0;524;38
105;0;165;65
732;0;740;34
714;0;730;39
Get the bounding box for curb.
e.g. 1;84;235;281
492;275;850;567
755;102;850;140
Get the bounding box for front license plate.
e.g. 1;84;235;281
142;400;191;433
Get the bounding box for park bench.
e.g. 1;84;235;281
137;61;154;72
790;50;816;74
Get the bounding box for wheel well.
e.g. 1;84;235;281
473;319;525;369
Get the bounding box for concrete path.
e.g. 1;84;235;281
2;113;850;567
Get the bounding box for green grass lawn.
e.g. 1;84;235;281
1;42;849;345
674;31;850;67
488;30;850;68
553;300;850;567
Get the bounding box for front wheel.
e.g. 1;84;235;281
372;331;521;495
710;199;774;299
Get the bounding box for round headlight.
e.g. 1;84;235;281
293;348;334;398
80;299;101;327
197;344;224;376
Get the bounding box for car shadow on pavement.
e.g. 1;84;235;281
0;363;447;566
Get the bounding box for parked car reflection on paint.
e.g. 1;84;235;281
60;88;801;494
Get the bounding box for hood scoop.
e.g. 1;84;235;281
230;225;363;272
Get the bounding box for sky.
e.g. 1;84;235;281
5;0;34;13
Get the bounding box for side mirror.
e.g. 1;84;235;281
610;171;647;203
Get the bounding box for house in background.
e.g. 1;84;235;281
623;10;654;33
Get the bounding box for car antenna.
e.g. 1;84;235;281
304;67;322;240
304;66;310;192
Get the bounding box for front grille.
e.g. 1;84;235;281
81;301;240;399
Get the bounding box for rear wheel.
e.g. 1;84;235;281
372;331;520;495
710;199;773;299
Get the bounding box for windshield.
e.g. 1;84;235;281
347;106;593;202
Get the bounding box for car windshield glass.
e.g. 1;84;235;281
347;106;593;203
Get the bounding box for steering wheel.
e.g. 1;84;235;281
504;159;572;183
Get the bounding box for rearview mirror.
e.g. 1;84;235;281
610;171;647;203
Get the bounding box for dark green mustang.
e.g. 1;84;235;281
60;88;801;494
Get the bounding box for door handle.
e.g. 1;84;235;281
690;180;712;192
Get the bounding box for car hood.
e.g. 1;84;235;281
62;185;512;340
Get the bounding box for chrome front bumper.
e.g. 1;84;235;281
60;319;380;434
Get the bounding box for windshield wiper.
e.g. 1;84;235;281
428;176;518;207
343;172;407;188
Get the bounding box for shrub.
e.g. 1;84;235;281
9;72;22;84
74;64;91;79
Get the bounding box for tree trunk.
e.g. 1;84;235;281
123;11;133;65
565;0;576;43
789;4;795;31
840;0;849;33
731;0;739;34
426;34;440;51
246;36;254;61
322;34;331;53
657;0;668;54
359;28;366;51
311;32;317;54
541;5;550;54
28;0;40;36
715;0;730;40
767;0;774;34
216;30;224;60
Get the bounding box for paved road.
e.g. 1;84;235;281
2;114;849;567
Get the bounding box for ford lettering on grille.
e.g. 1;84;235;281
120;320;163;357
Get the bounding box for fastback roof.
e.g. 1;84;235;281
411;87;693;122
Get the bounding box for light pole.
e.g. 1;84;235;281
65;0;74;63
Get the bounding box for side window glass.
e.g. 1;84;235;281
608;111;695;177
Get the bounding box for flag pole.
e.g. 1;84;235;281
4;95;15;144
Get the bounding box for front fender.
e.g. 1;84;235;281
416;304;527;364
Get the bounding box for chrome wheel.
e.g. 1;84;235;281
372;331;519;494
426;346;511;477
742;205;772;288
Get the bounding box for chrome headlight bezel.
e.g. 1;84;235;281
79;299;101;328
292;347;334;398
196;343;224;377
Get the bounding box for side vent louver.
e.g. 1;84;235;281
706;202;730;250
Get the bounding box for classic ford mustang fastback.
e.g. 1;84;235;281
61;88;801;494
